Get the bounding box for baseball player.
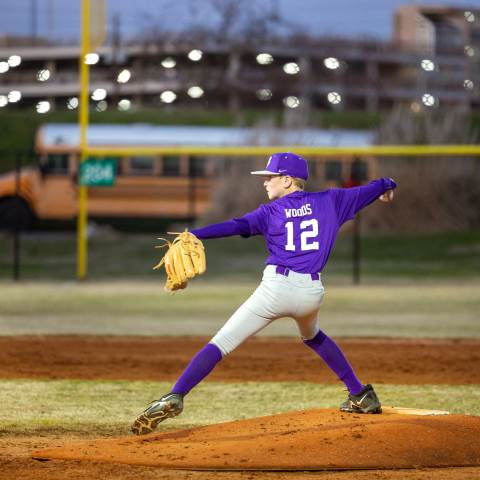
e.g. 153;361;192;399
132;152;396;435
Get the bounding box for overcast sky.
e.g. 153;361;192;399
0;0;476;44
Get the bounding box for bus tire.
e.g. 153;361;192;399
0;197;35;231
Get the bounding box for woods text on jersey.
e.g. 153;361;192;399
284;203;312;218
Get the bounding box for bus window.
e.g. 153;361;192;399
162;156;180;177
42;154;70;174
325;160;342;182
129;156;155;175
189;156;206;177
351;159;368;182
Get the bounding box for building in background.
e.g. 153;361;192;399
0;3;478;114
394;4;480;54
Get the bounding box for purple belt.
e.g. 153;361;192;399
275;265;320;281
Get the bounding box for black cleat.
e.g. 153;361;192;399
131;393;184;435
340;384;382;414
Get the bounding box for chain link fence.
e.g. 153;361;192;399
1;148;479;281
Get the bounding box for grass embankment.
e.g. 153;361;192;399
1;231;479;280
1;380;479;436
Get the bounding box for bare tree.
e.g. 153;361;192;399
211;0;243;43
365;106;480;232
208;0;282;46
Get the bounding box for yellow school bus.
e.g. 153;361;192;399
0;123;375;230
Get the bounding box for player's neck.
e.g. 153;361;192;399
279;187;302;198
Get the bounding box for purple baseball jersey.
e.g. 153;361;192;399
192;178;396;274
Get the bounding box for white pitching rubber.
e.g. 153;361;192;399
382;406;450;416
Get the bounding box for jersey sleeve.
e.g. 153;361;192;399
237;204;269;237
190;204;269;239
190;218;250;239
330;178;397;225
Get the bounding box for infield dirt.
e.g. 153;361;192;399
1;336;480;480
1;336;479;384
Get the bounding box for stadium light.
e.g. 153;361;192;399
422;93;436;107
327;91;342;104
161;57;176;68
7;90;21;103
283;62;300;75
420;59;435;71
188;49;203;61
324;57;340;70
283;96;300;108
37;69;51;81
67;97;79;110
91;88;107;101
187;86;204;98
96;100;108;112
160;90;176;103
464;11;475;23
84;53;100;65
36;101;51;114
7;55;21;67
464;45;475;57
0;95;8;107
256;53;274;65
256;88;272;100
117;69;131;83
463;79;474;90
0;61;9;73
118;99;131;111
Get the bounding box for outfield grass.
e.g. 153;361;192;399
1;231;479;281
1;379;478;436
0;281;478;337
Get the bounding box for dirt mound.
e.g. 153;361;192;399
33;409;480;471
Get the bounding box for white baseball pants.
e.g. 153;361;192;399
210;265;325;356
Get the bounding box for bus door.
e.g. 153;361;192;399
36;153;77;220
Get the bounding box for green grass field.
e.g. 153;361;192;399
0;230;479;443
1;380;479;436
0;281;478;337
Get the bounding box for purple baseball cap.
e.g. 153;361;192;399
250;152;309;180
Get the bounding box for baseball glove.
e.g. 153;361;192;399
153;230;206;291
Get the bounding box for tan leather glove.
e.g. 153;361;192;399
153;230;206;291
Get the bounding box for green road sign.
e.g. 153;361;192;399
80;158;116;187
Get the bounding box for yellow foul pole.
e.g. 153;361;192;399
77;0;90;280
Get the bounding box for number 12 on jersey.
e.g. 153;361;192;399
285;219;319;251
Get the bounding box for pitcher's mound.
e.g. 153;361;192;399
33;408;480;470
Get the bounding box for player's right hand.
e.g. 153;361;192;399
379;190;394;202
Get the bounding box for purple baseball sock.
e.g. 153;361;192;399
171;343;223;396
303;330;364;395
